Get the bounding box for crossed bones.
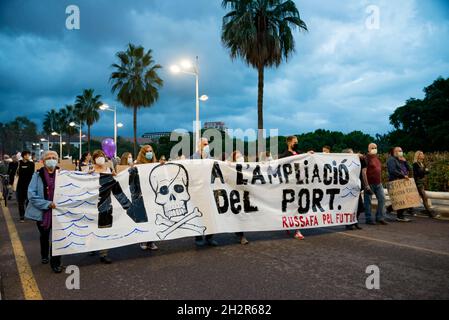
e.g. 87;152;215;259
156;208;206;240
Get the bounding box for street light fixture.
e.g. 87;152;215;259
40;138;50;152
51;131;63;162
170;56;207;152
69;122;83;160
99;104;122;158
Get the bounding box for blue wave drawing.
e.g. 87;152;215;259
123;228;149;237
64;191;97;198
60;183;81;189
57;199;75;205
55;211;82;217
53;232;118;242
56;242;85;250
341;191;359;198
67;200;96;208
347;161;361;168
68;215;95;223
55;223;89;231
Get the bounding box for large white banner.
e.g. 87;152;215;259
52;154;361;256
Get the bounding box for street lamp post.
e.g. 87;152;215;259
69;122;82;160
171;57;208;152
40;138;50;152
100;104;123;158
51;132;63;162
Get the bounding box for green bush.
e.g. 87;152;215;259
379;152;449;192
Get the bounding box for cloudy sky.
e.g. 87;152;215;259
0;0;448;139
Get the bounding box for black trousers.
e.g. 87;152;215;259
196;235;213;241
36;222;61;268
16;188;28;219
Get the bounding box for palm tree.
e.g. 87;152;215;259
43;109;60;135
110;43;163;157
221;0;307;143
75;89;102;152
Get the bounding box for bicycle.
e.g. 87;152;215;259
0;174;9;207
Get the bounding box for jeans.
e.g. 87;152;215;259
364;184;386;222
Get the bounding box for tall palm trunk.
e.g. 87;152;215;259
133;106;138;158
257;64;265;159
87;125;91;152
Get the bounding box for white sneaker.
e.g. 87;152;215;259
149;243;159;251
140;243;148;250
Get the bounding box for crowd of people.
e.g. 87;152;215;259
0;137;439;273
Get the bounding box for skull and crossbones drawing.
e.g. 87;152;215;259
149;163;206;240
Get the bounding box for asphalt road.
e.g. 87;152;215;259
1;197;449;300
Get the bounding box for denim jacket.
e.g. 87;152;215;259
24;167;56;221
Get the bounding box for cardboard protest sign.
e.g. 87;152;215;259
52;154;362;256
387;178;421;211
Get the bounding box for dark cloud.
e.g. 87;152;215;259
0;0;448;139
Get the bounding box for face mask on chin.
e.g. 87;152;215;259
370;149;378;155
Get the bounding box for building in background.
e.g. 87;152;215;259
204;122;227;132
142;132;172;143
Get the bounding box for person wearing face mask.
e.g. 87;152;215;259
79;152;92;171
413;151;439;219
88;150;117;263
136;145;160;251
361;143;389;226
192;137;211;160
25;151;62;273
230;151;250;245
191;138;219;247
120;152;134;166
387;147;412;222
280;136;305;240
16;150;35;222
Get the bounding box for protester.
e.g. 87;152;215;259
79;152;92;171
280;136;305;240
230;151;249;245
386;147;412;222
136;145;160;251
192;137;211;160
342;149;363;230
120;152;134;166
16;150;35;222
90;150;116;263
413;151;440;218
192;137;219;246
7;155;19;199
25;151;62;273
322;146;331;154
361;143;388;226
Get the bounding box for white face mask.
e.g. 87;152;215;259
128;157;133;165
267;157;274;162
397;151;404;158
370;149;378;155
236;156;245;163
95;157;106;165
203;145;210;155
